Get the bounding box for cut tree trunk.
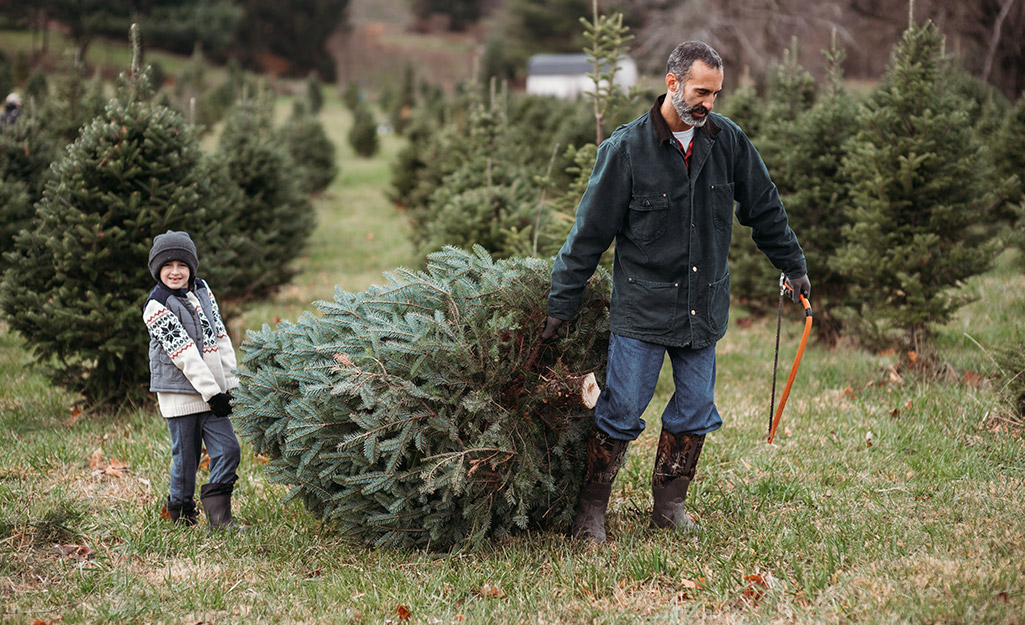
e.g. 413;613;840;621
540;371;601;409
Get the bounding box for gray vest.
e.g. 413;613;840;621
147;279;218;394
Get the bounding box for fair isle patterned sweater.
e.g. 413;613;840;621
144;279;238;418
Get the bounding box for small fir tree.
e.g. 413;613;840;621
0;47;231;405
348;101;379;157
233;246;611;549
278;101;339;195
732;34;860;339
993;92;1025;207
25;69;49;105
215;99;316;300
834;20;1008;361
44;53;107;145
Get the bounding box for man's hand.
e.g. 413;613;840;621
208;392;233;417
540;316;566;340
784;274;811;304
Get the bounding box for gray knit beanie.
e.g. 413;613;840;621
148;230;199;282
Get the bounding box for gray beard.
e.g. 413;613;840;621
672;88;708;128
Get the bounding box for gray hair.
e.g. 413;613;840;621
666;41;723;83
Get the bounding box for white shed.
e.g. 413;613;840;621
525;53;637;99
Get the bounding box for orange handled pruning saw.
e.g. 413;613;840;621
767;273;813;444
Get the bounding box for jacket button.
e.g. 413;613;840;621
691;310;696;316
674;283;679;287
692;266;698;272
662;193;667;197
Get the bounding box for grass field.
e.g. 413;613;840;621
2;84;1025;624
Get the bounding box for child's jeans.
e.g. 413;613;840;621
166;410;240;506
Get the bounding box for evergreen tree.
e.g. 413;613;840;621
215;99;316;300
733;35;860;339
410;90;536;260
44;54;107;145
727;44;817;320
25;69;49;106
0;51;12;100
834;20;1008;361
717;80;763;141
0;61;231;406
993;92;1025;207
304;71;324;115
233;246;611;549
348;101;379;158
278;102;338;195
0;105;59;267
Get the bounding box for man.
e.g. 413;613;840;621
542;41;810;543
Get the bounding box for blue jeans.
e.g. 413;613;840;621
166;411;240;506
594;333;722;441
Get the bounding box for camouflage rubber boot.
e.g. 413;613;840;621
570;430;629;543
651;430;705;532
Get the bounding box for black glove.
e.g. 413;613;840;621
208;392;233;417
784;273;811;304
540;316;566;340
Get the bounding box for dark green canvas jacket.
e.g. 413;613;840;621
548;95;807;348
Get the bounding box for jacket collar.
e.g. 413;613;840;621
649;94;721;144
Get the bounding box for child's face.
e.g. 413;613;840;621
160;261;190;289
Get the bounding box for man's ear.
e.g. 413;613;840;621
665;72;678;93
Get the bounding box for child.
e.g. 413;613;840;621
143;230;241;528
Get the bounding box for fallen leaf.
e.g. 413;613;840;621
783;425;792;437
907;350;918;364
160;503;171;520
963;369;983;387
54;544;93;560
333;353;354;366
679;578;699;589
255;454;270;464
198;450;210;471
866;431;875;447
396;605;411;620
88;447;104;469
736;317;753;328
840;386;855;400
479;583;505;598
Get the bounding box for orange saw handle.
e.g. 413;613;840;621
767;291;812;444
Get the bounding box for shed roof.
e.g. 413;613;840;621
527;54;611;76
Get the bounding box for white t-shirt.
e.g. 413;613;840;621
672;128;695;150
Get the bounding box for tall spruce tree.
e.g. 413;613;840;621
0;39;232;405
233;246;611;549
834;19;1007;360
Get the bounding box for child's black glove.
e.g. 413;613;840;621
208;392;233;417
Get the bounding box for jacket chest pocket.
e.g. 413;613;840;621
627;194;668;241
709;183;735;231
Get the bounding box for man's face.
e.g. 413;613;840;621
670;61;724;128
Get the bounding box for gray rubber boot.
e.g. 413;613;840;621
166;498;197;527
200;482;236;529
651;430;705;532
570;430;629;543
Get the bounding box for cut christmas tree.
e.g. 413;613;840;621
232;247;611;549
